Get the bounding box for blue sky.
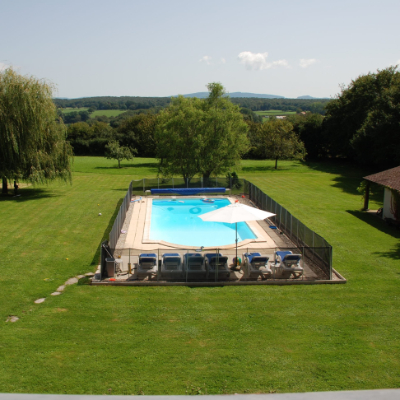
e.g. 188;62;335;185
1;0;399;99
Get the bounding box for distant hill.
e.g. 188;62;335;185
179;92;285;99
297;95;330;100
297;95;315;99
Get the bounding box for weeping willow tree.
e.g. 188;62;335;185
0;68;73;194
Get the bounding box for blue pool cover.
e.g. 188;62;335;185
150;187;226;195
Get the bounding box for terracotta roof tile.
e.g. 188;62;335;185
364;166;400;191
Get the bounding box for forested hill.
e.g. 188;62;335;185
53;96;331;114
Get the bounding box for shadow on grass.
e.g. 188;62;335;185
373;242;400;261
242;165;281;173
94;162;158;170
90;197;124;266
347;210;400;240
299;160;385;200
0;188;62;202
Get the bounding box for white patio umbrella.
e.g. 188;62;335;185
199;202;275;268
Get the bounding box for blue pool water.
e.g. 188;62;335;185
150;199;257;247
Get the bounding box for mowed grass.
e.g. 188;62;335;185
59;107;89;114
59;108;127;118
0;157;399;395
255;110;297;116
90;109;127;118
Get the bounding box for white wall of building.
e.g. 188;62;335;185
383;187;395;219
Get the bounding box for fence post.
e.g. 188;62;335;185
172;178;174;188
158;178;159;189
143;178;145;193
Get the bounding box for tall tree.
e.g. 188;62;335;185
257;118;306;169
288;113;326;159
116;114;158;157
323;66;400;167
155;83;249;182
0;68;72;194
199;83;249;180
156;96;205;182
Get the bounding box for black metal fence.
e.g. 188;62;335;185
246;180;332;279
106;178;332;280
108;181;132;254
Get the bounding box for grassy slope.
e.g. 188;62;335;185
0;157;399;395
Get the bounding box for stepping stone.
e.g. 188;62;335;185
77;275;85;279
51;292;61;296
85;272;95;277
34;298;46;304
6;315;19;322
65;277;78;285
57;285;65;292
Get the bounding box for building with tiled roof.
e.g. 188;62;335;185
363;166;400;221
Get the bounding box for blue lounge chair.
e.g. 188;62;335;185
161;253;183;280
137;253;158;279
243;252;271;279
205;253;230;280
272;251;303;279
183;253;206;281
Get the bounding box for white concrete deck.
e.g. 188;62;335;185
124;196;276;251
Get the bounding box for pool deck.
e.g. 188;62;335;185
124;195;276;251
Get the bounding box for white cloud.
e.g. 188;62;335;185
299;58;317;68
199;55;212;65
238;51;288;70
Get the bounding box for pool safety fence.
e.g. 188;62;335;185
246;180;333;280
108;181;132;254
98;246;338;283
106;179;333;281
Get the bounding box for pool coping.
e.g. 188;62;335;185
141;196;274;250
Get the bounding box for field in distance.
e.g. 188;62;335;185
255;110;297;117
60;108;126;118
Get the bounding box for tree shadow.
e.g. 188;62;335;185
94;162;158;170
347;210;400;240
299;160;384;200
373;242;400;261
0;187;62;202
242;165;291;173
90;197;123;266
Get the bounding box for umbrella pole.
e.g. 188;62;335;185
236;222;238;268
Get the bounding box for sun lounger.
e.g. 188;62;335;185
243;252;271;279
183;253;207;281
137;253;158;279
271;251;303;279
160;253;183;280
205;253;230;280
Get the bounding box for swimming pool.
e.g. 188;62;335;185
150;198;257;247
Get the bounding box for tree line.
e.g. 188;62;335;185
65;67;400;173
1;67;399;194
54;96;330;115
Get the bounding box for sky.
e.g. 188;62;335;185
1;0;399;99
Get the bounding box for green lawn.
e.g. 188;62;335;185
0;157;399;395
60;107;89;114
90;109;127;118
59;108;126;118
255;110;297;117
